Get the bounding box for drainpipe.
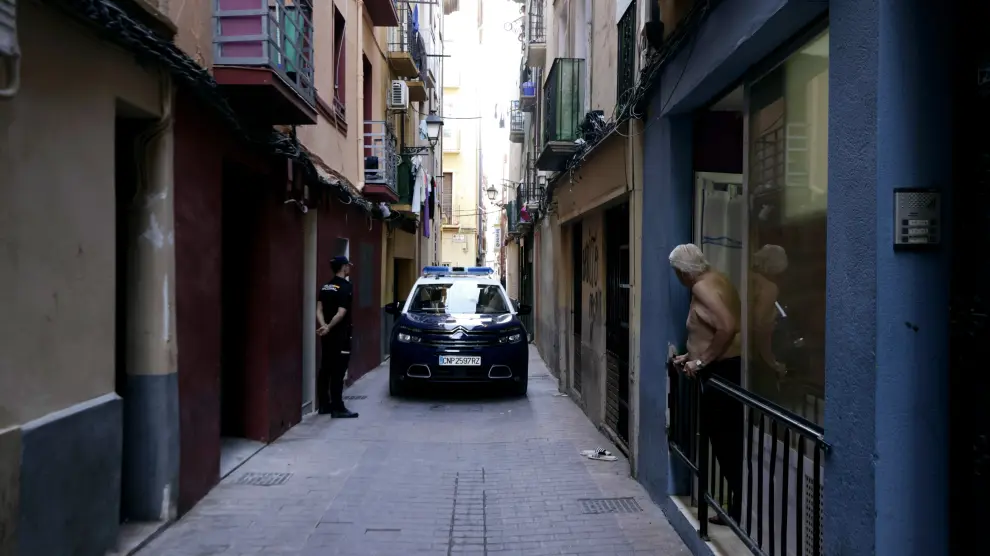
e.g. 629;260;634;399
356;0;364;189
583;0;592;115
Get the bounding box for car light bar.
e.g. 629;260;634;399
422;266;495;277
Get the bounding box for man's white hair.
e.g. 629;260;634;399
752;244;788;275
668;244;710;276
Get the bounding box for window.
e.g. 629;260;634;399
616;1;637;109
408;283;510;315
332;6;346;117
744;30;829;425
442;172;453;224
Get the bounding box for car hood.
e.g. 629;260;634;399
400;312;518;332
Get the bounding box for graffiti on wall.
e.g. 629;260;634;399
581;229;602;336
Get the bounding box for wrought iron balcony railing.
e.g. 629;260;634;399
387;1;424;78
213;0;316;107
617;1;637;111
527;0;545;44
509;100;525;143
364;120;399;193
542;58;585;149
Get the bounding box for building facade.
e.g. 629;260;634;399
504;0;647;463
0;0;445;554
632;1;964;556
440;0;483;268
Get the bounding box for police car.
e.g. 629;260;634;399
384;266;532;397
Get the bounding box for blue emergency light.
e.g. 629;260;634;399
422;266;451;276
422;266;494;277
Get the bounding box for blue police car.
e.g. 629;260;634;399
384;266;532;397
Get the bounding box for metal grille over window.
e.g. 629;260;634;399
616;1;637;110
442;173;453;225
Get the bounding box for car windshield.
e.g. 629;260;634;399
408;282;510;314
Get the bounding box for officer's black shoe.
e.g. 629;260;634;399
331;409;359;418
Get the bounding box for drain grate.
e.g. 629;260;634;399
235;472;292;487
579;497;643;514
343;395;367;400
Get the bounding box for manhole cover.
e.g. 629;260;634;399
235;472;292;487
579;497;643;514
343;395;367;400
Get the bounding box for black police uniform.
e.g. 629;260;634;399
318;275;354;414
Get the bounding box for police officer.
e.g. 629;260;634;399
316;255;359;418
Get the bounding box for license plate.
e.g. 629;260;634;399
439;356;482;366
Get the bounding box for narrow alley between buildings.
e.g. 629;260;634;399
138;348;688;556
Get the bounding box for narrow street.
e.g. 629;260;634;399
139;348;688;556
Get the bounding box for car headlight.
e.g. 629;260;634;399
397;332;421;343
500;333;523;344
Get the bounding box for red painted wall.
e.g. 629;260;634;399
173;91;226;513
316;198;383;383
173;91;302;513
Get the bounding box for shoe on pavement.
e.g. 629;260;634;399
331;409;359;418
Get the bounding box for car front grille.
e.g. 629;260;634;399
420;329;505;347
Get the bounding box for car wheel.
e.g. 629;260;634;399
389;374;405;397
510;377;528;397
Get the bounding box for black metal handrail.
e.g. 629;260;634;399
667;361;828;556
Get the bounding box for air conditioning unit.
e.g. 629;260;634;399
388;80;409;111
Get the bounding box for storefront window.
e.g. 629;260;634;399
745;30;829;425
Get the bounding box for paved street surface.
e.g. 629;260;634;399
140;347;689;556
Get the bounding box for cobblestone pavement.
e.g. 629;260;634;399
140;347;689;556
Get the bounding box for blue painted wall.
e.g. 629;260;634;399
636;0;952;555
637;0;827;507
638;113;694;501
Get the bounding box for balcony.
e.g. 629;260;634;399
213;0;317;125
520;67;539;113
536;58;584;171
366;0;400;27
524;0;546;68
387;2;422;79
363;120;399;202
407;32;429;102
524;153;545;211
505;200;520;236
509;101;525;143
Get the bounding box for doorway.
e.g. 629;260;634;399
115;116;144;526
604;202;631;445
219;163;265;477
571;221;583;395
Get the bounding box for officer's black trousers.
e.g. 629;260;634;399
318;340;351;411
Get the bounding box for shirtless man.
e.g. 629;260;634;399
668;243;744;525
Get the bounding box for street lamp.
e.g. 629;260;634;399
486;184;498;201
425;110;444;148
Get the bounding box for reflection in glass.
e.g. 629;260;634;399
746;30;829;425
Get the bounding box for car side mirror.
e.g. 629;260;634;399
517;303;532;316
384;302;401;315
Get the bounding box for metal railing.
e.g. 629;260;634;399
667;361;827;556
387;1;424;74
364;120;399;193
510;100;525;141
527;0;545;44
505;200;520;234
524;153;546;211
213;0;316;107
617;1;637;109
542;58;584;148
